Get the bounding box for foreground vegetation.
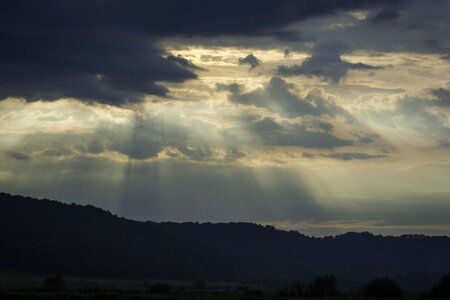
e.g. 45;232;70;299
0;273;449;300
0;291;445;300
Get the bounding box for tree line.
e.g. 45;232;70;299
35;272;450;298
0;273;449;300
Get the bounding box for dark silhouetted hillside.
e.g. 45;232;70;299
0;192;449;291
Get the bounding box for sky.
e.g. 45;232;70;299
0;0;449;236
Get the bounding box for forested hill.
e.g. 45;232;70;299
1;192;449;290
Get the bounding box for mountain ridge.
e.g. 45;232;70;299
1;192;449;290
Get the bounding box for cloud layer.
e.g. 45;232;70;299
0;0;400;105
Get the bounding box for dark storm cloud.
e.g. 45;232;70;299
218;77;353;119
304;1;450;57
238;54;262;71
278;40;381;82
304;152;387;160
0;1;398;37
249;117;353;149
0;0;399;105
0;33;197;105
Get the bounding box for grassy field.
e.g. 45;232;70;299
0;290;436;300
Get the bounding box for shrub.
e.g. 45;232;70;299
244;289;263;296
431;273;450;298
192;279;205;290
150;283;171;293
41;275;65;291
287;280;305;296
285;275;337;297
361;277;402;298
306;274;337;296
88;294;119;300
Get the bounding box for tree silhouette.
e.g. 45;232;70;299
286;275;337;297
306;274;337;296
431;273;450;298
41;275;65;291
89;294;119;300
287;280;305;296
150;283;171;293
362;277;402;298
192;279;205;289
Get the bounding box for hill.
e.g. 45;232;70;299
0;192;449;291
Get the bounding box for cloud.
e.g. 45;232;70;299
218;77;352;119
42;143;74;157
249;117;353;149
0;1;400;105
394;96;449;133
166;55;205;71
87;140;104;154
238;54;262;71
363;89;450;148
313;121;335;133
1;110;354;162
111;135;164;160
304;152;387;160
438;138;450;148
200;55;223;62
87;114;220;161
284;48;292;59
296;1;450;57
102;115;186;160
4;150;31;161
371;9;401;23
224;147;247;162
432;88;450;107
278;40;381;82
0;113;198;162
0;33;198;105
0;1;397;37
